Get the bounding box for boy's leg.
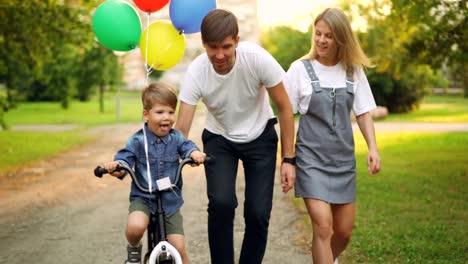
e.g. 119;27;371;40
167;234;189;264
202;129;239;264
126;211;149;245
125;199;150;264
166;210;189;264
127;199;150;245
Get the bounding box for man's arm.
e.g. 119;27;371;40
268;81;295;158
175;102;197;138
267;81;296;193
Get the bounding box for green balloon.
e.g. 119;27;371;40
92;0;142;51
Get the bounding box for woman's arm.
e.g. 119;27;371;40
356;112;381;175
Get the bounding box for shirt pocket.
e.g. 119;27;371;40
161;153;179;183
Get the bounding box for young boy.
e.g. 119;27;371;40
101;81;206;264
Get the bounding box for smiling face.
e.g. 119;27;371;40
314;20;338;66
203;35;239;75
143;103;176;137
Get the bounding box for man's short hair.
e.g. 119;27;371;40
201;9;239;43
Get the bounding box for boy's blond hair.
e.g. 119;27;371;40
142;82;178;110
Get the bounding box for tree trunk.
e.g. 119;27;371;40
99;81;105;113
464;64;468;98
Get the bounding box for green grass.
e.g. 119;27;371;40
5;93;142;126
293;131;468;263
0;129;92;172
384;95;468;122
0;91;142;173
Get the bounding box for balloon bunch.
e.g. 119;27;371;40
92;0;216;75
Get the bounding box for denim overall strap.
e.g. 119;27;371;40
301;60;322;92
345;66;354;93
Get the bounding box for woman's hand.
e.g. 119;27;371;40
367;149;381;175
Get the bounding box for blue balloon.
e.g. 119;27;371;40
169;0;216;34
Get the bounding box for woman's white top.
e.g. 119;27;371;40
284;59;376;116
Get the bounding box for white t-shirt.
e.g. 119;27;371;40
284;59;376;116
179;41;285;143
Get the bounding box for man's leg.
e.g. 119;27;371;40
202;129;239;264
238;124;278;264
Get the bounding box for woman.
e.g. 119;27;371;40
284;8;381;264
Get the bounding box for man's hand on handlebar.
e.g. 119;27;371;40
101;161;126;178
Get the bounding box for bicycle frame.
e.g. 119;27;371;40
94;158;200;264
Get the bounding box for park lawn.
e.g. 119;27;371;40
293;131;468;263
1;92;142;172
384;95;468;122
5;93;142;126
0;129;93;173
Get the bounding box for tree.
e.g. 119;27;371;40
0;0;121;128
261;26;311;71
76;45;122;102
342;0;467;111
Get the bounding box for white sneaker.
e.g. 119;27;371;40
333;258;339;264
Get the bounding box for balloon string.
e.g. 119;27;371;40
145;12;150;86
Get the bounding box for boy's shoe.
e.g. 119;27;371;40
125;244;142;264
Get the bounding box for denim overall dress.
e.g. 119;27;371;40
295;60;357;204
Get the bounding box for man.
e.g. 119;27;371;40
175;9;296;264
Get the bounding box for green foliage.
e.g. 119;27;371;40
0;95;13;130
75;45;122;102
261;26;311;71
0;0;121;128
344;0;467;112
367;64;437;113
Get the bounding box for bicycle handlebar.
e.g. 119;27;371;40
94;156;213;194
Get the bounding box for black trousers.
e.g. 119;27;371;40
202;118;278;264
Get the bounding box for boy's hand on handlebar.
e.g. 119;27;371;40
190;150;206;166
102;161;125;177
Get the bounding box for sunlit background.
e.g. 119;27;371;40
257;0;338;31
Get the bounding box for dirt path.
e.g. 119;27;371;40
0;110;310;264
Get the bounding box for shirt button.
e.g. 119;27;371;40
159;161;163;165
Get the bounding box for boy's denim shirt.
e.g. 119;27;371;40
114;123;199;216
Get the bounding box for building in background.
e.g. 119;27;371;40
121;0;259;90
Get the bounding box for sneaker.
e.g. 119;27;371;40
334;258;339;264
125;244;142;264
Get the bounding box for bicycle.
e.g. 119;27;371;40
94;157;211;264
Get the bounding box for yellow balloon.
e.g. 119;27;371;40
140;20;186;70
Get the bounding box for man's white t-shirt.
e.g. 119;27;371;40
179;41;285;143
284;59;376;116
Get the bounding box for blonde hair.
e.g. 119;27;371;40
302;8;373;70
142;81;178;110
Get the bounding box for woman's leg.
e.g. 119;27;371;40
167;234;189;264
304;198;334;264
331;203;355;260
